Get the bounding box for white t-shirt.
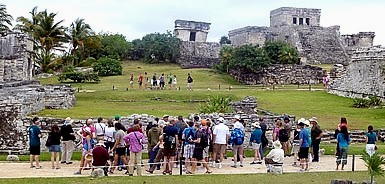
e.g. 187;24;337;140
94;123;106;136
266;148;284;163
213;123;230;144
104;126;115;142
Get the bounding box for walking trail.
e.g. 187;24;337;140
0;155;367;178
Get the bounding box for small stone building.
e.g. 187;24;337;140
174;20;211;42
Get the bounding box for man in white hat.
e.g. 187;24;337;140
60;117;75;164
310;117;322;162
212;117;230;169
265;141;284;172
250;122;263;164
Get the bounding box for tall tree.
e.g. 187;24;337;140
0;4;13;33
68;18;94;64
16;7;67;72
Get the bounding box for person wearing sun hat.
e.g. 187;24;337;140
60;117;76;165
250;122;263;164
92;140;109;176
310;117;322;162
264;141;284;172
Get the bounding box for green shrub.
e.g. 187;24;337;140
353;96;382;108
198;96;233;113
361;151;385;184
78;57;97;67
93;57;122;76
58;72;100;83
353;98;370;108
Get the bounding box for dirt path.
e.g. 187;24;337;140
0;155;367;178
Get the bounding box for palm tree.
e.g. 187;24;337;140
16;7;67;72
361;151;385;184
68;18;94;64
0;4;13;33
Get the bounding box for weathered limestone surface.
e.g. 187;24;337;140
229;7;371;65
229;64;325;85
329;46;385;100
177;41;220;68
0;32;77;153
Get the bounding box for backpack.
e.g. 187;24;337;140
199;129;210;148
185;128;196;142
231;128;244;145
187;76;193;83
163;134;176;149
279;128;289;142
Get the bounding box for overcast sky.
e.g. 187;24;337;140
2;0;385;45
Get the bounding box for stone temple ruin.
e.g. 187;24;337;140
174;20;220;68
228;7;374;65
0;32;76;153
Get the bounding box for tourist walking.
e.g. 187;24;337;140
250;122;262;164
162;118;179;175
138;73;143;89
109;123;129;174
152;73;158;90
310;117;322;162
146;134;165;174
29;117;42;169
95;117;106;141
124;124;147;176
259;117;268;160
167;73;173;90
130;74;134;88
230;119;245;168
187;73;193;90
103;119;115;163
291;119;302;167
182;121;196;174
173;75;178;90
48;124;61;169
144;72;149;89
298;121;310;172
74;126;94;175
147;122;161;170
212;117;230;169
365;125;378;156
191;124;212;174
159;73;165;90
60;117;75;165
336;126;350;170
282;116;292;157
273;119;282;142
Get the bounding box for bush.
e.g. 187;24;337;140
353;96;382;108
198;96;233;113
78;57;97;67
58;72;100;83
93;57;122;76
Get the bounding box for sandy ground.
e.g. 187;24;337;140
0;155;367;178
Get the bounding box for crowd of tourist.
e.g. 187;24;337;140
127;72;194;90
27;114;378;176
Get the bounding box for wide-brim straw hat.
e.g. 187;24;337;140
252;122;261;128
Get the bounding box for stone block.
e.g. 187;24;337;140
6;155;19;161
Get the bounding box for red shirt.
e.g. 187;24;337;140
92;146;109;166
127;127;143;134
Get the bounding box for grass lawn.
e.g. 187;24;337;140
37;61;385;130
0;172;381;184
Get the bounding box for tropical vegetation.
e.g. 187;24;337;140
0;4;13;33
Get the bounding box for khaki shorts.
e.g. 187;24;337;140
213;144;227;154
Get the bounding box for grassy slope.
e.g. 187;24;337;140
0;172;381;184
37;61;384;130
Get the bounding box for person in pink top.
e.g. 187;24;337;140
123;124;147;176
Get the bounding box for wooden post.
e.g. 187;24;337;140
352;154;355;171
113;85;115;90
219;84;221;91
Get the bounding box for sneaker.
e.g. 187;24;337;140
256;161;263;164
66;162;73;164
250;161;257;165
210;162;216;168
61;161;66;164
73;171;81;175
240;164;244;167
218;163;222;169
230;165;237;168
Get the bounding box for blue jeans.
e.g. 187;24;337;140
259;145;264;159
149;146;159;167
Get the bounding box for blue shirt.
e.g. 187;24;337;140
366;132;377;144
299;128;309;148
250;128;262;144
29;125;41;146
337;133;351;147
182;127;196;145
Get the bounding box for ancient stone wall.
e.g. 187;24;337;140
328;46;385;100
0;32;33;82
229;64;325;85
177;41;220;68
